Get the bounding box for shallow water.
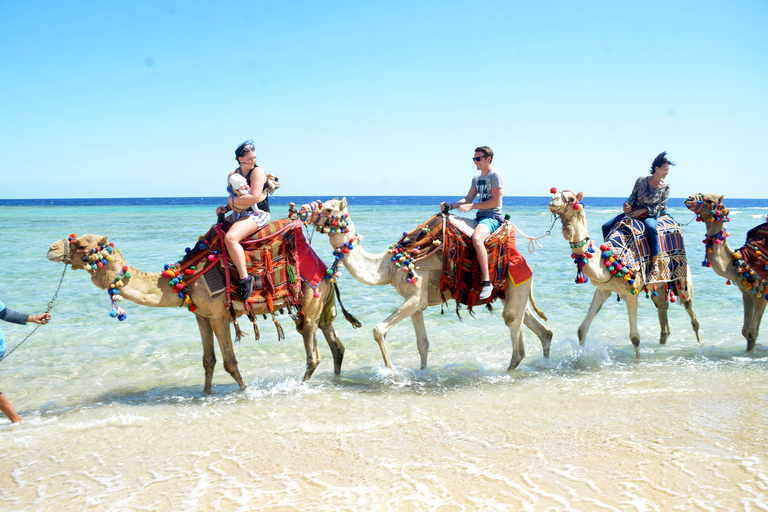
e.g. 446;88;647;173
1;198;768;511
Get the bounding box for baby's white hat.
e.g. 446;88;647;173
229;173;248;191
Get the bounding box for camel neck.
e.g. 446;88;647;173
90;258;183;308
328;226;393;287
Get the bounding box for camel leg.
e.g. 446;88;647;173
651;292;671;345
578;289;612;346
410;310;430;370
300;325;321;382
524;307;552;358
743;293;759;351
195;314;217;394
682;297;701;342
320;323;345;375
503;299;527;371
210;316;247;391
372;296;424;371
743;294;766;351
750;299;767;349
624;295;641;358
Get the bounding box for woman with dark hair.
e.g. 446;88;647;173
215;140;271;301
601;151;675;276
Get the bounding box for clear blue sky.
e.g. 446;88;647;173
1;1;766;199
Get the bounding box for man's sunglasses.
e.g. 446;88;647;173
472;156;485;162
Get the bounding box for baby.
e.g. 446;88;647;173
228;173;250;197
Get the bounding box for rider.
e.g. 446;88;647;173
441;146;504;300
215;140;271;302
601;151;674;277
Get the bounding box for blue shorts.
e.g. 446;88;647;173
477;217;502;233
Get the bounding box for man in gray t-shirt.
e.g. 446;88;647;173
441;146;505;300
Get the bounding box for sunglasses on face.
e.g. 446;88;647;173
472;156;485;162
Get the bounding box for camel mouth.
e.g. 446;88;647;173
47;239;66;262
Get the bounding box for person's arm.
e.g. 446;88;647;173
0;307;49;325
442;187;477;212
0;305;29;325
623;177;644;214
459;187;502;212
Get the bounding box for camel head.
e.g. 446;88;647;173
548;189;583;217
684;193;729;224
313;198;354;239
548;189;586;243
47;234;112;270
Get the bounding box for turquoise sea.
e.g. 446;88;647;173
1;195;768;511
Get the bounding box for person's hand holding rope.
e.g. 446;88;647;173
28;313;51;325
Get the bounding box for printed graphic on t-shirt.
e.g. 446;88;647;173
477;178;491;202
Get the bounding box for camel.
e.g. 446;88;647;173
47;233;351;393
302;198;552;372
549;190;700;356
684;193;767;349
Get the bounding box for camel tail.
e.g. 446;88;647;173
333;282;362;329
528;285;548;321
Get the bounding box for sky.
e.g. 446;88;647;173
1;1;766;199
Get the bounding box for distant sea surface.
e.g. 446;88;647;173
2;195;768;208
2;195;768;510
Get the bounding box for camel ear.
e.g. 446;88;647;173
98;236;108;246
577;192;584;201
340;197;347;210
716;194;725;204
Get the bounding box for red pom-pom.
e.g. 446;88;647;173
550;187;557;194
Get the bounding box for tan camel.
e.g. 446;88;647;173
684;193;767;349
549;190;700;356
46;234;349;393
305;198;552;372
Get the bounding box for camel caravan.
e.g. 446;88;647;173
44;146;768;394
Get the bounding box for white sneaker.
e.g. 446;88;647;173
479;283;493;300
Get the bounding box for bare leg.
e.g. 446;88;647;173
471;223;492;282
224;218;260;280
0;392;22;424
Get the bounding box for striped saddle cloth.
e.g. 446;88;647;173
604;215;688;284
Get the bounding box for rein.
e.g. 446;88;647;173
0;263;68;363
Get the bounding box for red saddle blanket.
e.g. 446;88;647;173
178;219;327;311
439;219;532;307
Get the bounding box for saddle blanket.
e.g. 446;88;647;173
440;217;532;307
740;223;768;283
605;215;688;284
178;219;327;309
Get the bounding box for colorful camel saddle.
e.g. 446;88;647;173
735;223;768;289
441;218;532;308
388;214;532;310
173;218;327;319
604;215;687;284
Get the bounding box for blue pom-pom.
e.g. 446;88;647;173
164;264;170;270
109;309;118;317
118;314;127;321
